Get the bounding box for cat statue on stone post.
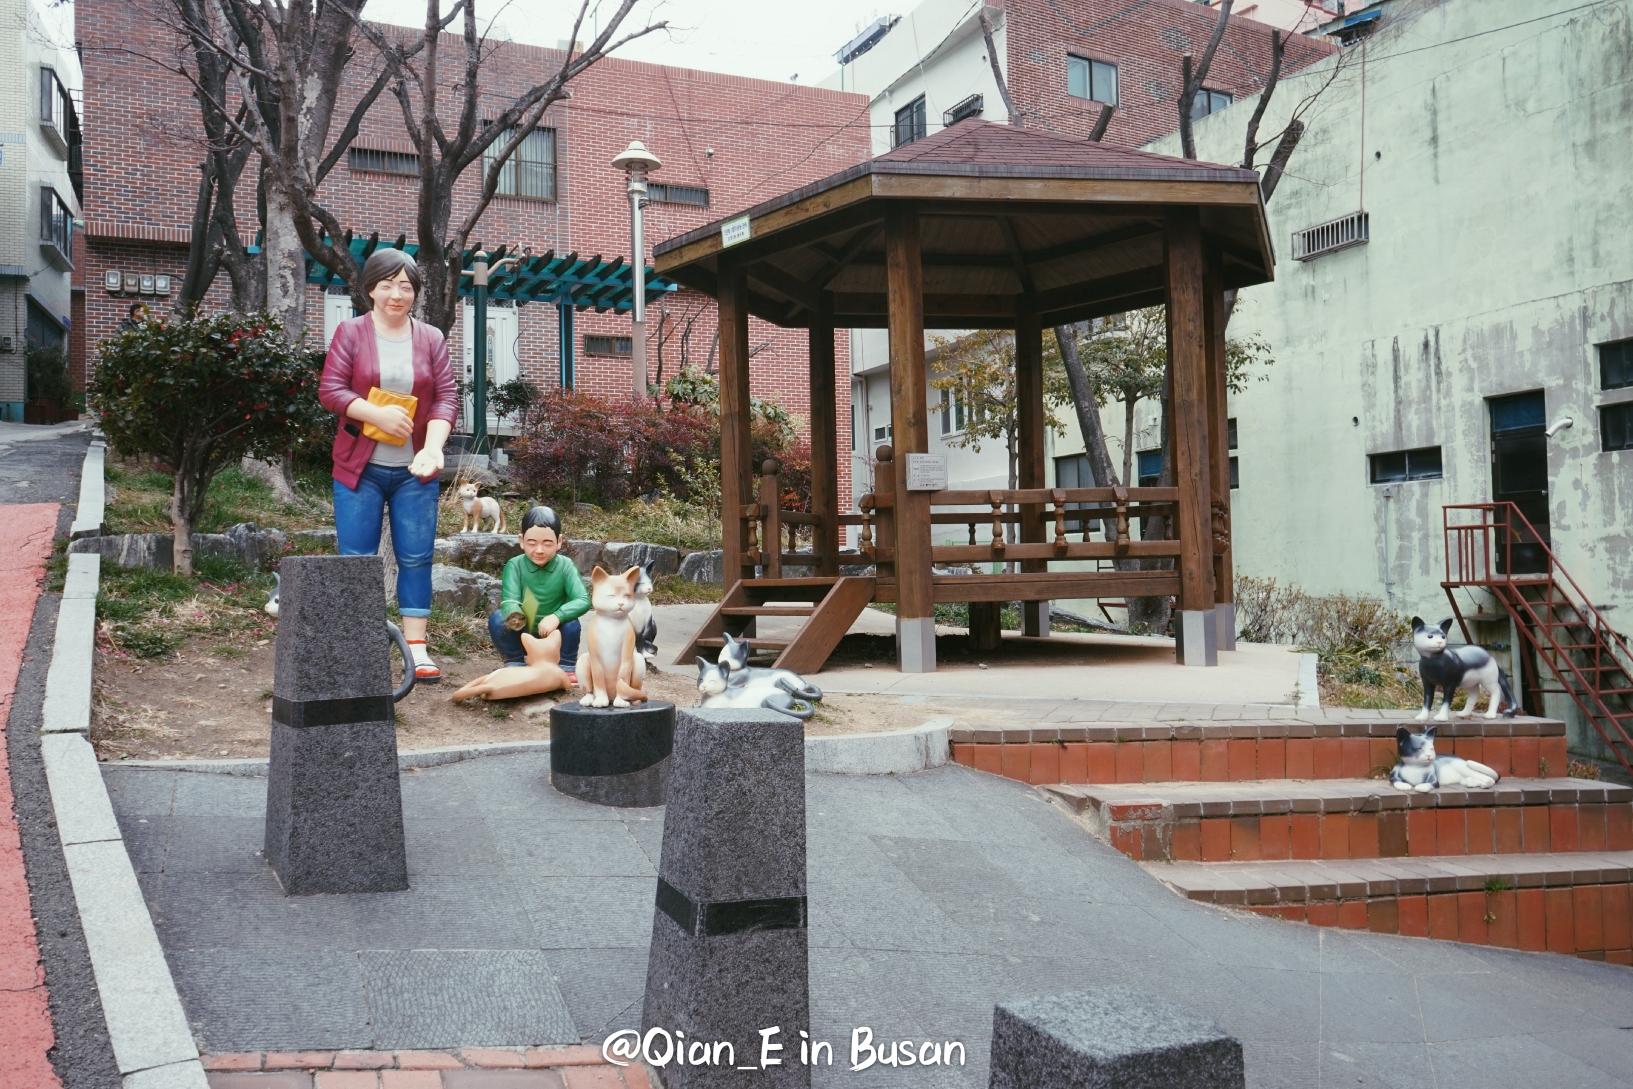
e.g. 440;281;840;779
579;566;647;708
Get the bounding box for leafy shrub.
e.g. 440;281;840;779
91;312;323;572
26;342;73;405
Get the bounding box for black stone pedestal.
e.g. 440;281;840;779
549;701;674;808
264;556;408;895
642;708;809;1088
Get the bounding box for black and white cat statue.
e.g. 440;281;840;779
629;561;658;666
695;658;818;720
1412;616;1518;722
716;632;823;702
1389;725;1501;791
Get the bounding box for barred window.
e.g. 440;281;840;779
486;126;557;201
349;148;419;176
648;182;710;208
585;335;632;357
893;96;926;148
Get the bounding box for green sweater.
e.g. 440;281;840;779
498;552;590;634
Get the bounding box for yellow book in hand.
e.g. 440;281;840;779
362;387;418;446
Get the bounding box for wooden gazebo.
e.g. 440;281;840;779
654;119;1274;673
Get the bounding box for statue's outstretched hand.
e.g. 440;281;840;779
409;445;444;481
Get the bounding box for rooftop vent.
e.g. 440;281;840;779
1292;211;1369;261
836;16;900;65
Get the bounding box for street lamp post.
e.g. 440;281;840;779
612;139;662;400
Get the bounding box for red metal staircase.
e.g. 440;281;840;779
1443;502;1633;777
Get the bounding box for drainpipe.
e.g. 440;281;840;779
1381;484;1395;611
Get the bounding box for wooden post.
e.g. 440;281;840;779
719;261;755;589
1204;249;1235;651
885;203;935;673
759;459;783;579
1015;302;1050;637
1165;209;1217;666
809;294;840;577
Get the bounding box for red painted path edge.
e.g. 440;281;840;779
0;504;65;1089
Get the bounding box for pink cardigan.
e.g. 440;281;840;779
320;313;459;489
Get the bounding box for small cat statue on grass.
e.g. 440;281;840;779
579;565;647;708
695;658;818;720
1413;616;1519;721
716;633;823;702
1390;725;1501;791
629;561;658;667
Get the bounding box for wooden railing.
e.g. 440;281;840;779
853;447;1181;569
742;458;829;577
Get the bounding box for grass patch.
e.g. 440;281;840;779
44;538;69;592
105;460;331;535
95;557;277;659
650;575;723;605
433;492;721;551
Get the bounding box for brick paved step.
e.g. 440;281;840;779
1144;851;1633;965
1044;778;1633;862
952;716;1569;786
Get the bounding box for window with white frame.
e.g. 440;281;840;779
1067;55;1118;105
939;388;966;435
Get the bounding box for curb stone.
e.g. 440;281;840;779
70;439;106;539
1297;652;1320;708
43;442;210;1088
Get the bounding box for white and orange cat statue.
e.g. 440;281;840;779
448;629;570;703
579;565;648;708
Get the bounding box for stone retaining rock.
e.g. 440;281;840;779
69;523;288;571
603;541;680;577
562;539;604;576
429;564;502;613
290;528;337;552
678;549;723;584
433;532;520;573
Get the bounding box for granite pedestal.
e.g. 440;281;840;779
989;987;1244;1089
549;701;674;808
642;708;809;1088
264;555;409;895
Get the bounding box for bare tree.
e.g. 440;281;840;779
1176;0;1235;161
355;0;668;334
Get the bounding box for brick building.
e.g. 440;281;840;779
73;0;871;488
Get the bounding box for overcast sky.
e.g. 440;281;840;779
362;0;896;86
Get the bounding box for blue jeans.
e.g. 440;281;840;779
333;464;439;617
489;611;580;671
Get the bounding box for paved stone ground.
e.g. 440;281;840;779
106;752;1633;1088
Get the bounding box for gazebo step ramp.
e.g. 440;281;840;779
1042;779;1633;863
949;717;1570;786
1147;853;1633;965
674;576;876;676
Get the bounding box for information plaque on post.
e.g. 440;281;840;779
903;452;948;491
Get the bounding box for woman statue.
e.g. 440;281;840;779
319;248;458;682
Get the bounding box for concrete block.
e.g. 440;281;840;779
804;717;952;775
63;551;101;600
989;987;1245;1089
1176;609;1219;667
42;732;123;845
264;556;408;895
63;839;200;1075
603;541;681;577
897;616;936;674
1215;601;1237;652
70;442;106;539
1298;652;1320;708
643;707;810;1088
42;596;96;733
678;549;723;584
430;563;503;613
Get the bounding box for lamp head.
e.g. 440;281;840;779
612;139;662;174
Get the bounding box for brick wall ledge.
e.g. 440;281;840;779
948;717;1566;743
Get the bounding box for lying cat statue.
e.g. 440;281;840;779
580;565;647;708
696;658;817;720
716;633;823;702
1413;616;1518;721
449;630;569;703
1390;725;1501;791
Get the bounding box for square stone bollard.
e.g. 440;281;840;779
264;555;409;895
989;987;1244;1089
642;707;809;1088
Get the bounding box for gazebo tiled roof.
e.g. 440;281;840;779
653;118;1272;329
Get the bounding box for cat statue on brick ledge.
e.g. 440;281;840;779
1390;725;1501;791
1413;616;1519;721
